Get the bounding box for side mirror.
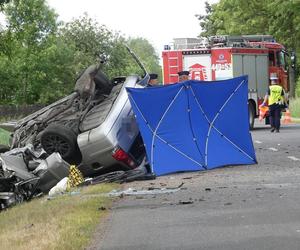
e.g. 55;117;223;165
290;51;296;69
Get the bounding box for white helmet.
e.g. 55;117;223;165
270;73;278;80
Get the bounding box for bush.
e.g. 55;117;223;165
289;98;300;118
296;76;300;98
0;128;10;145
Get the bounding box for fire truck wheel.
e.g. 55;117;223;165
249;103;255;130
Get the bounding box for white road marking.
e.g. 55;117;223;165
268;147;278;152
287;156;300;161
255;140;262;144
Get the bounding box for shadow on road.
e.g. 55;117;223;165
252;123;300;131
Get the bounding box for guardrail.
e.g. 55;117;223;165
0;105;45;119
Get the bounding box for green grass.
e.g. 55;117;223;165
0;183;118;250
290;97;300;118
0;128;10;145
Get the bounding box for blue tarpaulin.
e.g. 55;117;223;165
126;76;257;176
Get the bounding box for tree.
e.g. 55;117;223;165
196;1;220;37
0;0;9;7
197;0;271;37
198;0;300;52
0;6;161;105
127;37;161;80
267;0;300;49
5;0;57;49
0;0;59;104
59;14;115;71
197;0;300;96
60;15;161;80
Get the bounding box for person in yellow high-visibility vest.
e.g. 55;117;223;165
261;75;286;133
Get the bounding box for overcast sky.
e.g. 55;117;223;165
47;0;218;57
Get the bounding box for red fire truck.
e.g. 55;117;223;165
162;35;291;129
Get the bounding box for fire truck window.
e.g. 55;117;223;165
276;51;287;69
269;51;275;66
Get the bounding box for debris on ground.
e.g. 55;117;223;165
107;186;182;197
0;146;156;209
182;176;193;180
84;167;156;186
48;177;69;197
0;146;71;210
178;200;194;205
2;141;209;208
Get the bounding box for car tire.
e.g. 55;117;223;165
249;102;255;130
0;144;10;153
41;124;82;164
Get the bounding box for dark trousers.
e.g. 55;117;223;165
269;104;281;130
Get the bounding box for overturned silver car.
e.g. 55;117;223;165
7;48;149;177
0;47;150;209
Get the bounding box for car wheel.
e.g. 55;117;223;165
249;102;255;130
41;125;81;163
0;144;10;153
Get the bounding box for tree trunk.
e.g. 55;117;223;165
289;66;296;98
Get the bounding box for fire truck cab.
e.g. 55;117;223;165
162;35;290;129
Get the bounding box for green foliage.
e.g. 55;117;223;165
59;15;161;80
0;0;60;104
127;37;162;80
0;128;10;145
0;0;10;9
59;14;114;68
289;97;300;118
32;37;79;103
296;77;300;98
197;0;300;96
267;0;300;50
0;1;161;105
4;0;57;50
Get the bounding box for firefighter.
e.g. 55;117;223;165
261;75;286;133
147;73;159;87
178;71;190;82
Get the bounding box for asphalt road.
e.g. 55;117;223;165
90;122;300;250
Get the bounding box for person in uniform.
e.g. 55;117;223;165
261;75;286;133
178;71;190;82
143;73;158;179
147;73;159;87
